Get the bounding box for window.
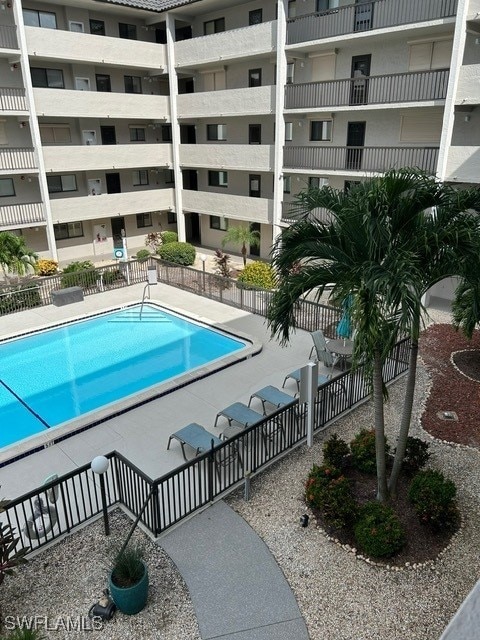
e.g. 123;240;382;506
249;69;262;88
310;120;332;141
286;62;295;85
39;125;71;144
283;176;291;194
75;77;90;91
285;122;293;141
288;1;297;18
167;211;177;224
207;124;227;141
133;170;149;186
31;68;64;89
408;39;453;71
249;124;261;145
344;180;360;193
54;221;84;240
208;170;228;187
47;174;77;193
316;0;339;11
90;19;105;36
23;9;57;29
129;126;146;142
164;169;175;184
96;74;111;92
0;178;15;197
136;212;152;228
249;174;261;198
119;23;137;40
203;69;226;91
210;215;228;230
69;21;84;33
124;76;142;94
400;113;442;143
161;124;172;142
249;9;263;25
204;18;225;35
309;177;320;189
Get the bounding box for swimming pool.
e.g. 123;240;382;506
0;302;255;457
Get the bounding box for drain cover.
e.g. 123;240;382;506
436;411;458;421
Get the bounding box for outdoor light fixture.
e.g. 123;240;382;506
300;514;309;528
91;455;110;536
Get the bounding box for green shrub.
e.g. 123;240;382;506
161;230;178;244
237;262;276;290
354;501;405;558
322;433;350;469
305;464;357;530
101;269;123;286
157;241;196;266
136;249;151;261
0;284;41;315
400;437;431;476
408;469;460;531
35;258;58;276
350;429;389;474
60;261;96;290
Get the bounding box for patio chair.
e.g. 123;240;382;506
248;385;296;415
214;401;286;449
308;329;330;359
167;423;223;461
282;370;332;392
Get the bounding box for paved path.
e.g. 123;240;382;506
160;500;309;640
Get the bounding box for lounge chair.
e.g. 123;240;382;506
248;385;296;415
167;423;222;461
282;370;331;392
214;402;264;429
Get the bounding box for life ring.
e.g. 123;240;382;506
22;497;58;541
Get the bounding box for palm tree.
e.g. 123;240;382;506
0;232;37;281
221;224;260;266
268;168;480;502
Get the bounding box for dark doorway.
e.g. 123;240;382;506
183;169;198;191
350;54;371;105
249;222;260;257
346;122;366;170
175;25;192;41
249;174;261;198
249;124;261;145
178;77;194;94
180;125;196;144
106;172;121;194
354;0;373;32
111;216;125;248
100;126;116;145
187;212;201;243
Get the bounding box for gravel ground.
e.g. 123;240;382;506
3;306;474;640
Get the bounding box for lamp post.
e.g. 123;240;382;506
199;254;207;291
91;455;110;536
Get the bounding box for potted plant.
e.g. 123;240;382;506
108;545;148;615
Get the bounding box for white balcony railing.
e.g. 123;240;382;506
0;202;44;228
49;189;175;223
0;148;37;172
182;190;273;224
0;88;27;112
42;144;172;173
0;25;18;50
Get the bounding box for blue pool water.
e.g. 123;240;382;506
0;304;245;449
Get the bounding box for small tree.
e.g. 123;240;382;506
213;249;232;278
145;232;162;253
221;225;260;266
0;232;37;281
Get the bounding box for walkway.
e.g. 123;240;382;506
160;500;309;640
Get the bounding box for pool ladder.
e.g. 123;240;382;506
139;265;159;319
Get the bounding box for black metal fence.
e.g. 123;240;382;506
4;335;410;554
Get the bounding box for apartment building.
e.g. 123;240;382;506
0;0;478;291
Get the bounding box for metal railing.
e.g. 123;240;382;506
0;202;44;228
0;87;27;112
0;24;18;50
3;334;411;554
283;145;440;174
0;148;37;172
287;0;458;44
285;69;449;109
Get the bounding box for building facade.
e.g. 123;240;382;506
0;0;478;293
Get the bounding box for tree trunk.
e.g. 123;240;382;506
241;243;247;267
388;314;420;496
373;350;388;502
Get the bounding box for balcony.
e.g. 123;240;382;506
177;86;275;118
0;25;18;51
0;148;37;173
49;189;175;224
281;201;330;224
455;64;480;105
25;26;165;71
283;146;439;174
33;89;170;120
175;21;276;68
285;69;449;110
42;144;172;173
180;144;274;172
445;146;480;183
182;190;273;224
0;202;45;229
0;88;27;112
286;0;457;45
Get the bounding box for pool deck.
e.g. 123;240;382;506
0;282;316;500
